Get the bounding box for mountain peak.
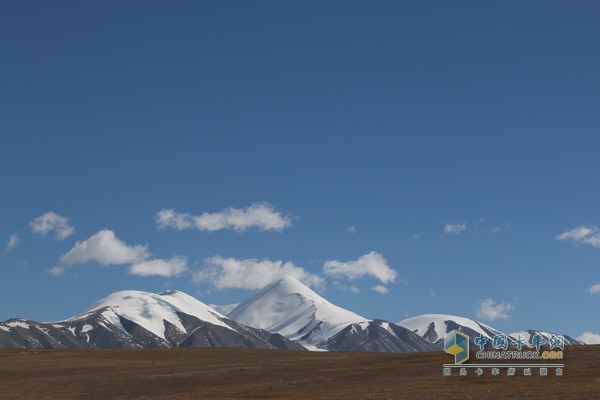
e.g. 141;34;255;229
228;278;366;346
263;277;322;298
159;290;181;296
86;289;232;340
397;314;503;348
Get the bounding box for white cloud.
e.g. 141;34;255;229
577;331;600;344
51;230;148;275
51;229;186;278
587;283;600;294
6;233;19;251
443;223;467;234
347;226;357;234
475;298;515;321
429;288;436;297
155;209;192;230
323;252;397;284
372;285;389;294
30;212;74;240
556;226;600;248
193;256;324;290
332;281;360;293
156;203;292;232
490;223;511;234
129;257;188;277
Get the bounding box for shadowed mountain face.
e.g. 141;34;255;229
320;320;438;352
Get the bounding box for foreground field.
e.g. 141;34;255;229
1;345;599;399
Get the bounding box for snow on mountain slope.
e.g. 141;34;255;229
83;290;232;340
397;314;503;347
0;290;306;350
322;320;439;352
228;277;367;345
209;303;239;316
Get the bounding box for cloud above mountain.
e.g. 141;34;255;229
556;225;600;248
586;283;600;294
50;229;186;277
155;203;292;232
475;298;515;321
371;285;389;294
193;256;323;290
5;233;19;251
129;257;188;277
323;252;397;284
577;331;600;344
30;212;74;240
443;222;467;234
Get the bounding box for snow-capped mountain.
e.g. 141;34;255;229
397;314;505;349
321;320;438;352
0;283;586;352
228;277;367;346
85;290;234;342
509;330;583;347
0;318;103;349
0;290;305;350
398;314;584;350
209;303;239;316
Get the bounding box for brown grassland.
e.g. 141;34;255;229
1;345;599;399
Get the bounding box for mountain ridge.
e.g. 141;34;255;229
0;278;587;350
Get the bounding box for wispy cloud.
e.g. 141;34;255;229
577;331;600;344
51;229;185;277
156;203;292;232
556;226;600;248
332;281;360;294
129;257;188;277
371;285;389;294
475;298;515;321
428;288;436;297
323;251;397;284
490;223;511;234
443;222;467;235
6;233;19;251
586;283;600;295
193;256;323;290
30;212;74;240
347;226;357;234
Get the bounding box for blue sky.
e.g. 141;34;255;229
1;1;599;340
